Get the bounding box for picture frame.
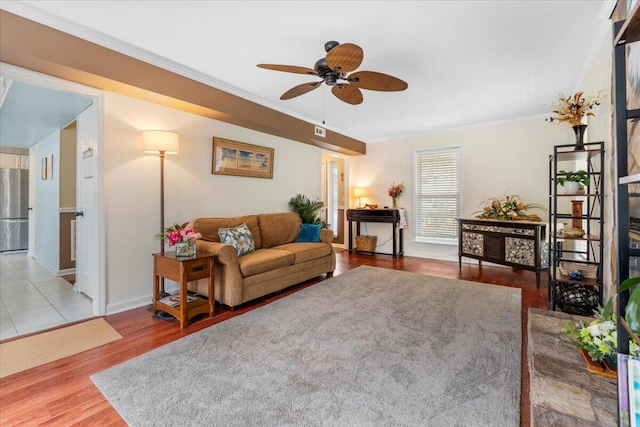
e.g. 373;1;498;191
46;154;53;179
41;157;47;180
212;137;274;179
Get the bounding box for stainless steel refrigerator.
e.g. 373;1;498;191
0;168;29;252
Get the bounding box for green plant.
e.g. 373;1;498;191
619;276;640;336
556;170;590;187
562;297;640;361
288;194;329;229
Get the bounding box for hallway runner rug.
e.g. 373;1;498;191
1;318;122;378
92;266;521;426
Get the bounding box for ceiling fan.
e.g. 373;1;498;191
257;41;408;105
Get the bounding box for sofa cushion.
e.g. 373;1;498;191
218;223;255;257
274;242;332;264
258;212;301;248
296;223;322;242
238;249;294;277
191;215;261;249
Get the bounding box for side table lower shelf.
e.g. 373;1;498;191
152;251;215;328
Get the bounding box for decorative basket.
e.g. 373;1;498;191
356;235;377;252
555;282;599;316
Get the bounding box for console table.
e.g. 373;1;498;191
458;218;548;287
347;208;404;258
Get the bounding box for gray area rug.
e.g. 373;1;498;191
91;266;521;426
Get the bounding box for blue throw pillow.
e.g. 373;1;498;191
218;223;255;257
296;223;322;242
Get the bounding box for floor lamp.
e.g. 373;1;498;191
143;130;179;297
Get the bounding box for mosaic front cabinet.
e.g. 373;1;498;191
458;218;548;287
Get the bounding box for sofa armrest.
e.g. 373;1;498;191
195;240;244;307
195;240;237;264
319;228;334;245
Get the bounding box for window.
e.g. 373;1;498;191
414;147;461;243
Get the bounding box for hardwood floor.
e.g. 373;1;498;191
0;252;547;426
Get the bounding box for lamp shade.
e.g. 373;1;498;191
353;187;367;198
142;130;179;154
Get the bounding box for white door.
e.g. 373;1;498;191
326;160;339;235
27;146;37;258
75;103;99;304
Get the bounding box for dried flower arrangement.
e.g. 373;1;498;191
546;90;606;127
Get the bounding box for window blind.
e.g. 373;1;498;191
414;147;461;243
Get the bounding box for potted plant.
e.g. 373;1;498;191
556;170;590;195
562;296;640;369
288;194;330;228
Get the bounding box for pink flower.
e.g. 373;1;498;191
388;182;404;198
167;230;181;246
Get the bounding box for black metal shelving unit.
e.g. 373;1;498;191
548;141;605;313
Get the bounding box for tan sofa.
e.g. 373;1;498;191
188;212;335;309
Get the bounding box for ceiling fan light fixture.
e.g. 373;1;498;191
324;40;340;52
314;58;330;76
325;74;337;86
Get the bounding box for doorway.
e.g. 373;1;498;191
321;153;346;246
0;64;105;339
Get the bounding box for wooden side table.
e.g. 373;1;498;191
152;251;214;328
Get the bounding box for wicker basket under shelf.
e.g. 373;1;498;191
356;235;377;252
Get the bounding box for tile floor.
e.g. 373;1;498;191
0;252;94;340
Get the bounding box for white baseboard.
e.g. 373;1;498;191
105;283;181;316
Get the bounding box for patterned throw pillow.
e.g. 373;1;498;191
218;223;255;257
296;223;322;242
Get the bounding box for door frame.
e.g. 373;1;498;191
28;145;37;259
1;63;106;316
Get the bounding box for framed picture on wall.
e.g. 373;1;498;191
41;157;47;180
46;154;53;179
212;137;274;179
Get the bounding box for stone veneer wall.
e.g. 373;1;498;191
528;308;617;426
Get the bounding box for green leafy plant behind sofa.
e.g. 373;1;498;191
288;194;330;229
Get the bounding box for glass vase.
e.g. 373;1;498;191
392;197;399;208
175;240;195;257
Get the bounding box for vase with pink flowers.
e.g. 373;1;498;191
155;222;202;257
388;182;404;208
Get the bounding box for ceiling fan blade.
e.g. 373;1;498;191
257;64;319;76
348;71;408;91
331;84;363;105
280;82;322;100
325;43;363;73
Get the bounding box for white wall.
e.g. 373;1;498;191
103;92;322;314
35;129;60;273
578;25;613;298
350;116;567;261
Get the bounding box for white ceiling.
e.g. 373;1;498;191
0;0;612;145
0;80;93;148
